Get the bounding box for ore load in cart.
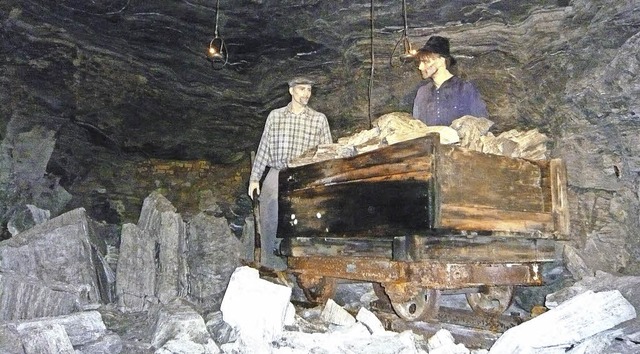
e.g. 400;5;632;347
272;130;570;321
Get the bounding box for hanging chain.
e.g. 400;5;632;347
214;0;220;38
402;0;408;35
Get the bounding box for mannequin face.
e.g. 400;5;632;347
418;54;445;80
289;84;312;107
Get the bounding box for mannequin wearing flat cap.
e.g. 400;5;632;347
412;36;488;126
248;76;332;270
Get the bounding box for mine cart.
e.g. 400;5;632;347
275;133;570;321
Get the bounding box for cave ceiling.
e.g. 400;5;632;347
2;0;568;173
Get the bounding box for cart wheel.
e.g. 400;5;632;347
466;285;514;316
296;275;336;305
390;289;440;321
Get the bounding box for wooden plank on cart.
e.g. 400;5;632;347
435;145;556;234
278;136;439;238
280;135;439;190
413;236;557;263
281;237;393;258
278;179;433;238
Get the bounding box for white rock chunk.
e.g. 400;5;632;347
427;329;470;354
273;325;425;354
220;266;292;343
156;338;220;354
489;290;636;353
355;307;385;334
284;302;296;326
320;298;356;327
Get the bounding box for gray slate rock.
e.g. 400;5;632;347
205;311;238;345
150;299;220;353
0;208;105;320
116;192;187;312
0;310;119;354
6;204;50;237
186;211;241;313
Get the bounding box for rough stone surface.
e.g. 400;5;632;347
545;270;640;311
205;311;238;345
562;244;594;280
490;290;636;353
14;311;109;346
115;192;187;312
0;326;23;354
186;210;241;314
74;333;124;354
0;310;119;353
149;299;218;352
116;192;242;315
0;208;105;320
115;223;156;312
0;123;72;239
6;204;50;237
19;323;75;354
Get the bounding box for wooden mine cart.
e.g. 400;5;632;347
275;133;570;320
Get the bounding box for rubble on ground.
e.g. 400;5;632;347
1;192;639;353
489;290;636;353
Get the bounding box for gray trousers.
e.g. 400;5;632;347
259;168;287;270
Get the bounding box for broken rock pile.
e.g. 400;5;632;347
289;112;550;167
1;191;639;353
215;266;484;354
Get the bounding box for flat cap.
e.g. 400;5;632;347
288;76;315;87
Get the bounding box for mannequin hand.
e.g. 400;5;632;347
248;181;260;200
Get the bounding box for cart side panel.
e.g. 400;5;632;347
278;178;433;238
435;145;558;234
278;136;439;238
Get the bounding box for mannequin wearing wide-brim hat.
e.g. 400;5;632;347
411;36;489;126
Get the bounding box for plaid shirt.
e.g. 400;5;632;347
250;103;332;182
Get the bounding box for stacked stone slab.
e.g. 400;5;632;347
0;311;121;354
116;191;188;312
116;191;241;314
0;208;104;321
186;211;242;313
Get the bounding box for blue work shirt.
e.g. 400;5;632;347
412;76;488;126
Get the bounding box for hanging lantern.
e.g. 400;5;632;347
207;0;228;69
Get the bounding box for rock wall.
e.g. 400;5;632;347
0;0;638;274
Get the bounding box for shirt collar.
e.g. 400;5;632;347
425;75;458;90
286;103;310;116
